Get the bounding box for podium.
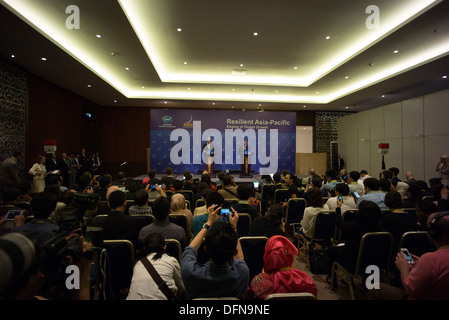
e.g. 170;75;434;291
204;149;215;178
240;150;252;177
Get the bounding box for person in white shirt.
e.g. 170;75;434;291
28;155;47;193
127;232;184;300
326;183;356;213
299;187;330;240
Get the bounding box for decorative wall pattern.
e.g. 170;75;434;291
314;111;352;170
0;59;28;179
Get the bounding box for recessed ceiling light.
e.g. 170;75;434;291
11;54;15;58
240;64;244;67
303;105;306;108
345;76;349;79
253;32;258;36
41;57;47;61
212;102;215;105
96;34;102;38
125;67;130;70
177;28;182;32
382;95;386;97
87;84;92;88
232;89;235;91
114;100;117;103
142;86;145;88
183;61;188;65
345;106;349;109
164;101;167;104
443;75;448;79
275;90;278;93
394;50;399;54
325;36;331;40
259;104;262;107
316;91;320;94
293;67;298;70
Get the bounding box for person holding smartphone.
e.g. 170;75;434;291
181;197;249;299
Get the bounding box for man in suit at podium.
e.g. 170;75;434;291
202;137;215;177
240;140;251;177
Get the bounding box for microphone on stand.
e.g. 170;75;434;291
120;162;126;167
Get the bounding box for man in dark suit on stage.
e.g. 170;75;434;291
59;152;72;188
333;154;345;172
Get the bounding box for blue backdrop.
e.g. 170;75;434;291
150;109;296;175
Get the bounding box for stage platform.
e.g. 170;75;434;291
133;173;263;184
133;173;307;184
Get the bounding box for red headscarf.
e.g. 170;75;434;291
262;235;317;296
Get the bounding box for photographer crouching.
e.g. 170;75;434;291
0;189;103;300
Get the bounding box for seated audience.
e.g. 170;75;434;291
230;185;260;220
170;193;193;231
14;192;59;242
181;206;249;299
218;174;239;201
402;181;423;209
299;187;330;240
193;188;214;217
416;198;438;231
382;190;418;251
322;169;342;195
91;190;140;247
362;212;449;300
357;178;387;210
191;192;226;238
347;171;364;196
248;203;285;238
246;235;317;300
325;183;356;213
127;233;184;300
327;200;384;276
138;197;186;250
129;189;152;215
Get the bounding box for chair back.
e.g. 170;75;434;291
169;214;191;241
399;231;432;257
132;214;155;232
125;200;134;215
274;189;289;203
195;199;205;209
165;238;182;262
342;209;358;223
180;190;194;208
97;201;111;215
286;198;307;224
261;184;274;201
101;239;135;300
264;292;317;300
355;232;393;277
236;213;252;237
312;210;336;242
239;236;269;280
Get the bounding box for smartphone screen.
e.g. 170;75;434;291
401;248;414;264
150;185;156;189
220;208;230;216
338;195;343;201
6;210;23;220
353;192;360;199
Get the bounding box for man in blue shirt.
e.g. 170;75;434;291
357;178;387;210
181;200;249;299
